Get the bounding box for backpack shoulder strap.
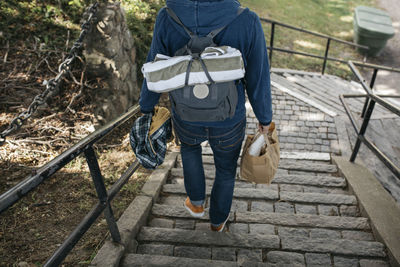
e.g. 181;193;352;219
207;7;246;38
165;7;195;38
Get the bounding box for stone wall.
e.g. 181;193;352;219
83;1;139;124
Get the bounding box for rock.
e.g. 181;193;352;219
249;224;275;235
340;205;360;217
305;253;331;266
137;244;174;256
309;228;341;239
212;247;236;261
278;227;309;238
274;201;295;214
318;205;340;216
295;204;317;215
333;256;359;267
341;230;374;241
149;218;174;228
251;201;274;212
266;251;305;266
174;246;211;259
83;1;139;124
237;249;262;264
229;223;248;234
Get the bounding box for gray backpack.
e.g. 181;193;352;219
166;7;245;122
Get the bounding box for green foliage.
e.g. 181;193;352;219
0;0;93;46
123;0;165;85
241;0;374;78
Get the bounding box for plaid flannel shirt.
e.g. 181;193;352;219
130;113;172;170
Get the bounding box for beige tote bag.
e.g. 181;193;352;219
240;122;280;184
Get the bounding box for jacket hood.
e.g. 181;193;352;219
166;0;241;36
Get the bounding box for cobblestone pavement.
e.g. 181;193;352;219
247;87;339;154
121;70;392;267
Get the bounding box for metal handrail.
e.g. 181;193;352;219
0;104;141;266
261;17;368;49
340;62;400;179
261;17;400;75
268;47;400;74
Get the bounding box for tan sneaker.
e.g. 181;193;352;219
210;216;229;232
184;197;205;218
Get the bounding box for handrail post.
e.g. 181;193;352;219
84;146;121;243
361;68;378;118
350;99;376;162
269;22;275;68
322;38;331;75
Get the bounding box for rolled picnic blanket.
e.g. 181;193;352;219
142;46;245;93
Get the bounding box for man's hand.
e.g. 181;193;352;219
258;123;270;134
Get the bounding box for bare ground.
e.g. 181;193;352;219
0;40;152;266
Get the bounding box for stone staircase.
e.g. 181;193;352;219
113;69;393;266
121;149;389;266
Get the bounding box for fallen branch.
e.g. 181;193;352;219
32;113;62;126
65;30;70;52
3;40;9;63
10;138;66;145
65;57;86;114
39;125;67;134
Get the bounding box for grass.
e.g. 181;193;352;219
240;0;375;78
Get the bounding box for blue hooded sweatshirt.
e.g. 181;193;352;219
139;0;272;127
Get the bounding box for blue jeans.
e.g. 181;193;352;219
172;116;246;225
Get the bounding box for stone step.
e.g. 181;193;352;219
163;184;279;201
151;204;370;230
280;235;386;257
171;177;276;189
149;219;374;243
136;227;385;258
170;168;345;187
236;211;369;230
170;177;349;195
280;191;356;205
148;217;373;241
137;227;280;249
273;174;345;187
127;246;389;267
280;151;330;161
176;156;339;173
199;146;331;162
201;146;332;161
172;166;291;180
122;254;239;267
159;195;359;217
162;184;355;205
